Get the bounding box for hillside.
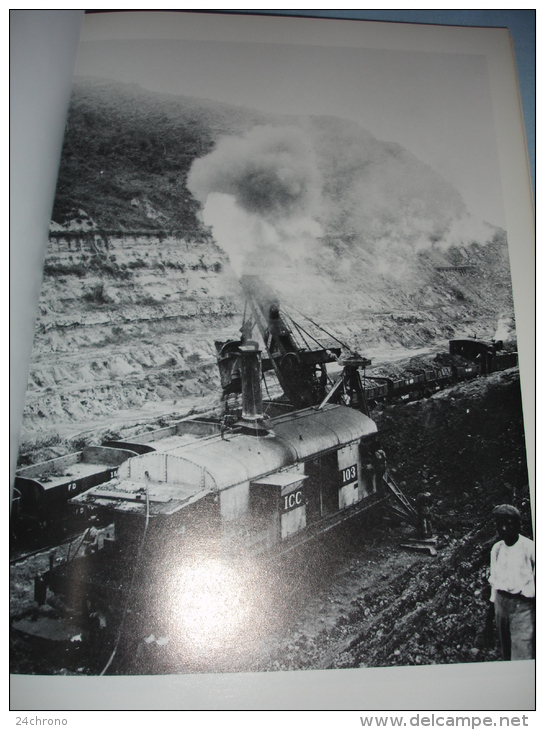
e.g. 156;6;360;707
51;77;267;234
17;78;516;462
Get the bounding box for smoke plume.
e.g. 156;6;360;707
494;314;515;342
187;126;323;277
188;125;321;220
187;116;500;305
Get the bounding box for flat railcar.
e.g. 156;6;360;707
11;446;136;542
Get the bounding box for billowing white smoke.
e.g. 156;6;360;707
187;125;323;277
187;117;499;299
494;314;515;342
432;213;495;252
311;114;494;259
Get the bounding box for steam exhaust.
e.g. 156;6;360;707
238;341;267;433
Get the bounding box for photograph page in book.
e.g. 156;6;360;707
10;11;535;682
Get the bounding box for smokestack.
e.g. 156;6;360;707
238;341;265;426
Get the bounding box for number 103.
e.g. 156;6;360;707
341;465;357;484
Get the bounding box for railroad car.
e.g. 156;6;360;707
35;344;390;660
11;446;136;542
361;378;389;405
69;402;383;561
451;362;481;381
449;338;517;374
426;366;453;390
361;366;452;403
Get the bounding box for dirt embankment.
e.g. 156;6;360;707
233;369;531;674
17;235;242;463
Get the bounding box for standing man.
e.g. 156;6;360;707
416;491;434;539
373;448;387;486
488;504;535;660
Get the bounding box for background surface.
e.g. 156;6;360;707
230;9;535;198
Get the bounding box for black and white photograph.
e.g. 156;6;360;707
10;9;535;702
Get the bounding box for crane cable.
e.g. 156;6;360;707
282;309;326;352
286;315;315;351
288;305;352;351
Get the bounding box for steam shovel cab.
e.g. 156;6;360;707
41;398;383;668
67;332;381;563
69;401;382;562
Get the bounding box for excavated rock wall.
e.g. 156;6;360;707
18;226;517;467
19;234;243;459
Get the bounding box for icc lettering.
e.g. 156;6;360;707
283;490;303;511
